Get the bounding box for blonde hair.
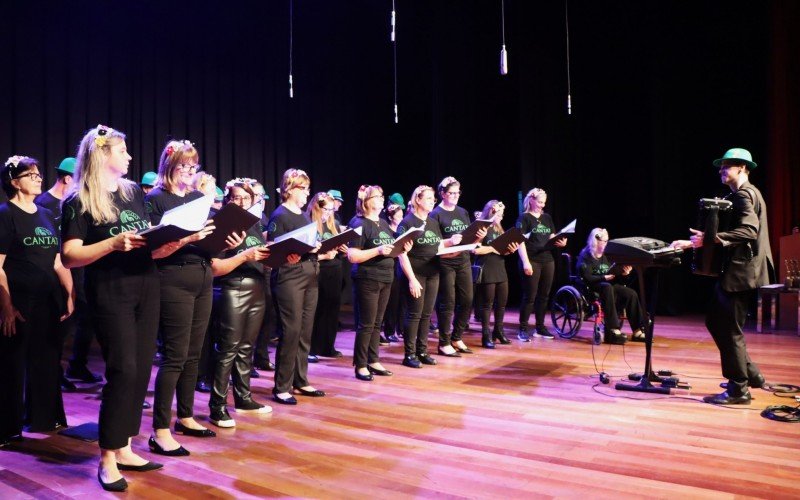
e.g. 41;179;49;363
69;125;137;224
409;185;434;217
586;227;609;256
479;200;506;234
306;192;339;236
156;140;200;193
523;187;546;213
356;184;383;217
280;168;310;202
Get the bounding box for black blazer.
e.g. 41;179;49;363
716;181;774;292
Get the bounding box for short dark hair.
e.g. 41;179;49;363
1;157;39;198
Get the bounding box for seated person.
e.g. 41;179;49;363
576;228;646;344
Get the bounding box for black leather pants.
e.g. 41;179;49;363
210;276;266;410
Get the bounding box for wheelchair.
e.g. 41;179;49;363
550;253;622;343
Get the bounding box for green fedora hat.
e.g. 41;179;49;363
712;148;757;169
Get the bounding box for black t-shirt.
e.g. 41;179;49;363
266;204;315;264
61;185;154;276
430;204;471;267
216;221;266;282
34;191;62;220
397;212;442;277
576;247;634;288
349;215;395;282
145;187;210;264
475;226;508;283
316;224;342;269
0;202;61;297
516;212;555;263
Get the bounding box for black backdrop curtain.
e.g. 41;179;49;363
1;0;796;312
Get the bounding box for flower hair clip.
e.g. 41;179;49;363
166;145;175;156
166;140;195;157
94;125;113;148
5;155;28;179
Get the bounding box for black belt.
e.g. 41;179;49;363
158;260;211;269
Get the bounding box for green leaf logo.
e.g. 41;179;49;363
34;226;52;236
245;236;261;247
119;210;139;224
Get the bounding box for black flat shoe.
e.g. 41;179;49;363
148;436;190;457
272;394;298;405
294;387;326;397
195;379;212;393
307;355;319;363
250;367;260;378
703;390;752;405
174;421;216;438
451;343;473;354
60;375;77;393
98;469;128;492
66;365;103;383
117;461;164;472
402;355;422;368
481;339;496;349
355;369;374;382
418;353;437;366
367;366;393;377
437;346;461;357
142;400;152;409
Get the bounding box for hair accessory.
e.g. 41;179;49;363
94;125;112;148
166;145;174;156
4;155;28;179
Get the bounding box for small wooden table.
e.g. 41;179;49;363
757;285;800;334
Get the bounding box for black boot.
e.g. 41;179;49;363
492;329;511;344
481;329;495;349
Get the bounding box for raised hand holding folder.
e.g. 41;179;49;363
459;219;493;244
318;226;363;254
193;202;262;254
138;194;213;248
388;226;424;257
544;218;577;249
488;227;526;254
261;222;318;267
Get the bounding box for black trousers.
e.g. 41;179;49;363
401;272;439;358
152;262;213;430
353;277;392;368
0;292;65;439
87;268;160;450
592;282;645;330
310;262;342;357
66;267;95;368
210;276;266;409
437;259;474;344
705;284;761;396
254;272;276;366
476;281;509;334
272;260;319;393
518;260;554;330
383;272;406;337
197;286;222;381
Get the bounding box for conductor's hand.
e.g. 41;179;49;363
112;230;147;252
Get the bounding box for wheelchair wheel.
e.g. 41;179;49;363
551;286;584;339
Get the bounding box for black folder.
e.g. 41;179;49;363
489;227;526;254
194;203;261;255
318;227;363;254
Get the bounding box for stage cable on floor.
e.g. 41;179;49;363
289;0;294;98
391;0;399;123
565;0;572;114
499;0;508;75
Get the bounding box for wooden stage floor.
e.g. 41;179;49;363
1;314;799;498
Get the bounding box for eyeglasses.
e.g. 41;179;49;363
367;195;384;200
231;195;252;203
177;164;200;173
322;207;335;212
294;185;310;193
16;172;43;181
444;191;461;196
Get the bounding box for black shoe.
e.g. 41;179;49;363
429;323;439;334
333;350;343;358
418;353;437;366
517;330;531;342
482;337;496;349
492;332;512;344
451;341;473;354
60;375;77;392
272;393;298;405
174;421;216;438
250;367;260;378
703;390;752;405
367;365;393;376
721;373;767;391
143;400;152;409
98;469;128;492
235;399;273;413
148;436;190;457
116;461;164;472
402;355;422;369
254;360;276;371
0;434;22;448
195;379;212;393
604;332;627;345
437;345;461;357
307;355;319;363
210;407;236;428
355;368;374;381
379;336;390;346
294;387;325;397
387;334;401;343
533;326;555;339
66;365;103;383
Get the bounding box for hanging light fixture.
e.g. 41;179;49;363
500;0;508;75
391;0;399;123
288;0;294;98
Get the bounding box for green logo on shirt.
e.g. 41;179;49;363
531;223;551;235
597;263;610;274
245;236;262;248
64;205;76;221
372;231;394;245
110;210;149;236
417;230;441;245
445;218;468;233
24;227;58;247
